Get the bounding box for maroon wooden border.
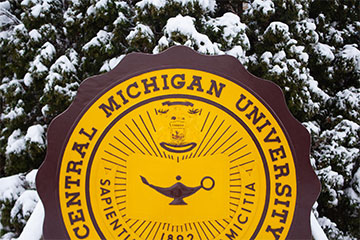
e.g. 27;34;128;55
36;46;320;239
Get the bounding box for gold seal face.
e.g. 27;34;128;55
58;69;297;240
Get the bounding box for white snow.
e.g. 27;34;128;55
50;55;76;74
226;45;246;64
136;0;165;8
301;19;316;31
86;0;112;15
0;8;18;28
95;0;110;9
339;44;360;71
67;48;79;67
31;4;42;18
322;120;360;146
20;0;36;7
317;166;344;189
0;1;11;10
54;82;79;99
1;106;24;121
289;45;309;62
13;23;27;36
15;201;44;240
29;42;56;74
327;26;344;45
0;8;21;40
264;21;290;40
345;187;360;204
24;124;45;145
0;77;25;95
1;100;25;121
311;211;329;240
295;20;319;43
0;171;43;239
166;15;196;37
317;216;339;238
25;170;38;189
335;87;360;110
273;50;286;63
0;174;25;202
1;232;16;240
113;12;127;25
31;56;48;73
126;23;154;42
29;29;41;41
41;104;49;116
161;14;221;55
86;5;95;15
303;121;321;135
346;160;359;201
40;42;56;61
10;190;39;219
251;0;275;15
136;0;216;12
314;43;335;63
83;30;113;50
307;78;330;101
260;51;273;65
30;1;51;18
207;12;250;50
299;52;309;63
63;8;75;25
23;73;33;86
209;12;246;36
5;129;26;155
44;72;62;92
109;55;125;69
100;55;125;72
269;50;288;74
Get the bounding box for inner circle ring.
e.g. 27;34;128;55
201;176;215;191
85;94;270;239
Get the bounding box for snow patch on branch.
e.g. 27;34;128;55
15;201;44;240
338;44;360;72
25;170;37;189
303;121;321;135
50;55;76;74
126;24;154;42
0;174;25;202
100;55;125;72
83;30;113;51
1;100;25;121
265;21;290;36
251;0;275;15
0;1;10;10
314;43;335;63
28;0;51;18
25;125;45;146
156;14;221;55
207;12;250;56
5;129;26;155
311;211;329;240
136;0;216;12
10;190;39;220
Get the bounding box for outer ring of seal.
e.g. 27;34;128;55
37;46;320;239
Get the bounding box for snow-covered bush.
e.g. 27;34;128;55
0;171;38;236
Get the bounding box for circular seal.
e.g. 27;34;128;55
37;47;320;240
